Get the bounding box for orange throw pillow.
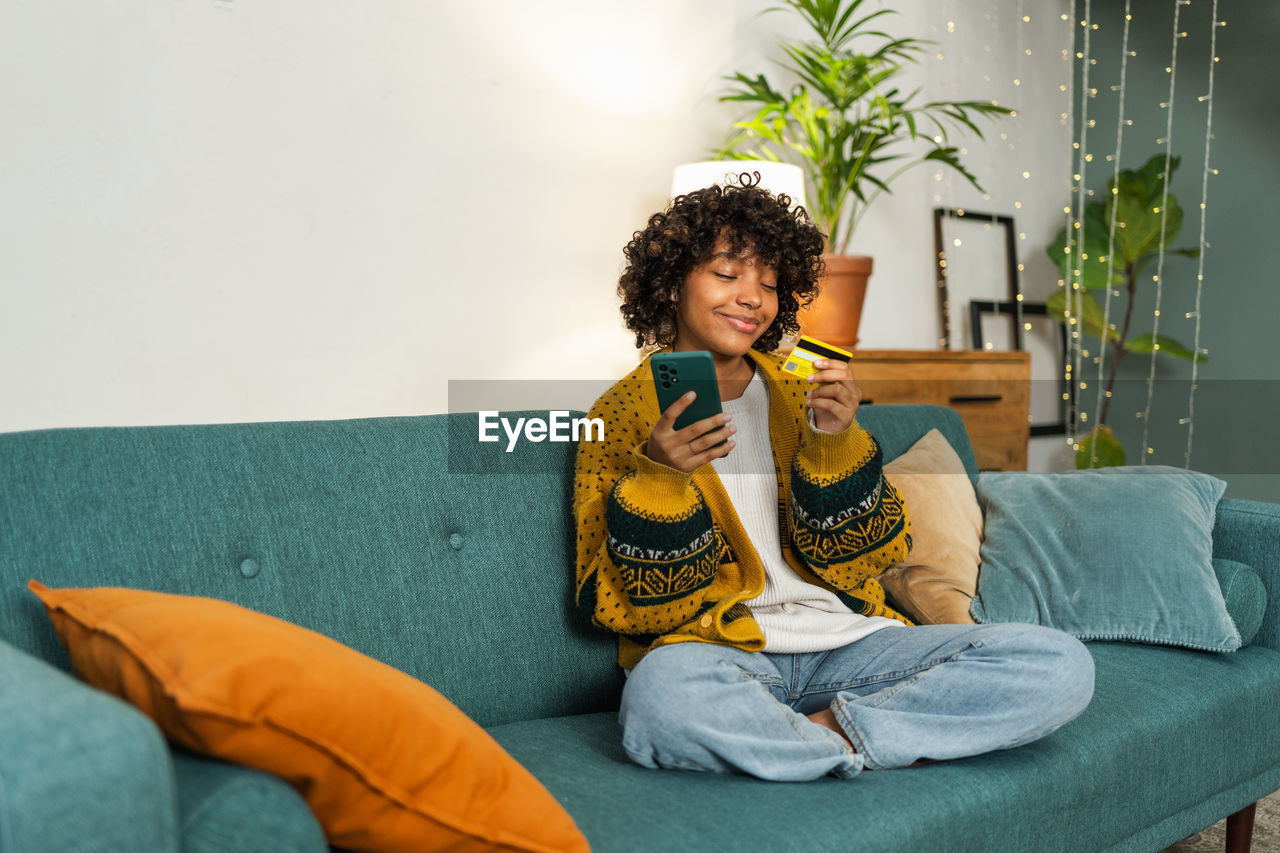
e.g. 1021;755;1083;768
29;581;589;853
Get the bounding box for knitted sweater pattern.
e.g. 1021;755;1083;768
573;349;913;669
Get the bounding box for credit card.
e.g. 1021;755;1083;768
781;335;853;379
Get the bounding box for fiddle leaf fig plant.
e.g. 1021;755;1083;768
716;0;1013;254
1046;153;1206;468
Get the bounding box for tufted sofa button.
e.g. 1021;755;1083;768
239;558;260;578
449;533;464;551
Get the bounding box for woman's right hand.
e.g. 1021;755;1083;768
645;392;736;473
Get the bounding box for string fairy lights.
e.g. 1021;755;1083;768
931;1;1084;452
1056;6;1080;447
1066;0;1093;448
931;0;1018;348
1136;0;1188;461
1064;0;1221;470
1182;0;1221;467
930;0;1055;351
930;2;1220;471
1088;0;1132;467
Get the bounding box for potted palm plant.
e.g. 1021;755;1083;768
717;0;1012;348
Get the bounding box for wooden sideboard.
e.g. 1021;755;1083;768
850;349;1031;471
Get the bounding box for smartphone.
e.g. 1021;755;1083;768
650;351;723;434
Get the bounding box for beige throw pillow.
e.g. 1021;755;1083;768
880;429;983;624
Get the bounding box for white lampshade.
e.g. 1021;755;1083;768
670;160;808;211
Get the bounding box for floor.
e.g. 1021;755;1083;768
1160;792;1280;852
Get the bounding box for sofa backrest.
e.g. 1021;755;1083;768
0;404;973;727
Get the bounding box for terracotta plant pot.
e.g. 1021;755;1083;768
796;254;873;350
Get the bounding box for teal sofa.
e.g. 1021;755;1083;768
2;404;1279;853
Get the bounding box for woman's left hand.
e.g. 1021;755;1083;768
805;359;861;433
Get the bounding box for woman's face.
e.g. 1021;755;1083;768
672;238;778;358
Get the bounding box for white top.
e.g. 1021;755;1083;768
710;369;902;653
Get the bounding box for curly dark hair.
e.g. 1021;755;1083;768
618;172;826;353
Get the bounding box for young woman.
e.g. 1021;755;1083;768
573;175;1094;781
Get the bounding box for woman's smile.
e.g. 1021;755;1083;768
719;312;762;334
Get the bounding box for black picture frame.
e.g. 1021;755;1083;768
933;207;1020;350
969;300;1073;436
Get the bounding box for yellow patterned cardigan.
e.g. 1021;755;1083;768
573;348;914;669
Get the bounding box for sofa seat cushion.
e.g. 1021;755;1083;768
172;751;327;853
488;642;1280;853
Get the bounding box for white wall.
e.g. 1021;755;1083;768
1;0;1071;435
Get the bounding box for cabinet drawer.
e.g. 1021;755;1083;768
970;429;1029;472
850;349;1031;471
949;393;1024;436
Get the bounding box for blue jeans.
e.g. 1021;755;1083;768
619;623;1094;781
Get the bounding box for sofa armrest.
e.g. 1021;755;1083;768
0;640;179;852
1214;498;1280;652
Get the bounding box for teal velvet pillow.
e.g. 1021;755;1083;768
969;466;1241;652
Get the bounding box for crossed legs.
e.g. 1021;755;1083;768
619;623;1095;781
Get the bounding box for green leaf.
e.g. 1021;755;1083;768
922;146;981;191
1076;425;1126;469
1046;288;1123;343
1110;154;1177;203
1139;153;1179;201
1107;154;1187;262
834;9;896;50
1046;203;1126;291
1123;333;1207;361
1114;191;1183;262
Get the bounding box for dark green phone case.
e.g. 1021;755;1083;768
651;351;724;434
